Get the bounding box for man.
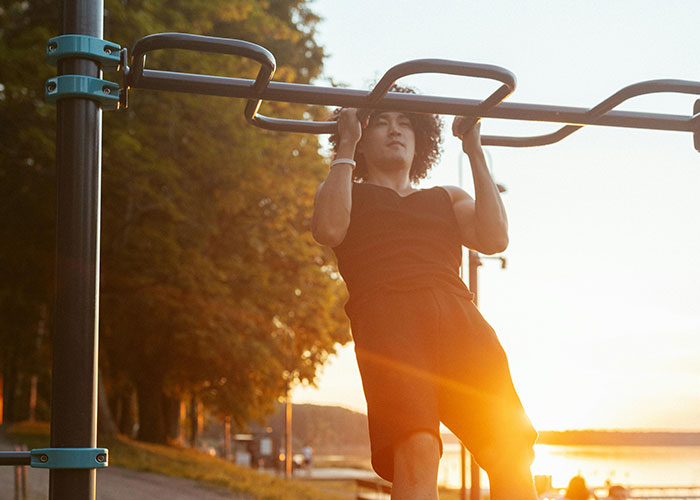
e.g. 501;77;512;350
605;485;627;500
312;91;537;500
302;443;313;475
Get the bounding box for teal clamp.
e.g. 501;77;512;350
46;75;120;110
46;35;121;70
45;34;122;109
30;448;108;470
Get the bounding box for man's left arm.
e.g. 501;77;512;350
446;119;509;255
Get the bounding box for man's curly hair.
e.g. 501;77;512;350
328;85;443;184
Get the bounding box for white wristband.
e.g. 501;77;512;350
330;158;356;169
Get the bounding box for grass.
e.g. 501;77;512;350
5;421;469;500
313;455;372;470
4;421;345;500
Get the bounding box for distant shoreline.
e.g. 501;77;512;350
535;430;700;446
440;430;700;447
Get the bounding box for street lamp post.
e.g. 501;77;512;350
467;250;481;500
457;152;507;500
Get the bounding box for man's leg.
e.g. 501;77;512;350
432;290;538;500
391;431;440;500
486;454;537;500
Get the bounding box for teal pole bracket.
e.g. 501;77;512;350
30;448;108;469
45;75;120;109
45;34;123;109
46;35;121;70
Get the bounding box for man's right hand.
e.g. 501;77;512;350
337;108;365;146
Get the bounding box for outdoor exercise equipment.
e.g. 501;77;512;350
2;6;700;500
121;32;700;150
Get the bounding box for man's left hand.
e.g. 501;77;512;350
452;116;482;156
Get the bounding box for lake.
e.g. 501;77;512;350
438;443;700;489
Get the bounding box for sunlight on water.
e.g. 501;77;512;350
438;444;700;489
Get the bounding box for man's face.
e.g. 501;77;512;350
357;111;416;171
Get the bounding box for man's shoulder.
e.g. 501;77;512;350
436;185;471;203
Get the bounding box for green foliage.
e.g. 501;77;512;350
1;0;350;439
0;0;57;422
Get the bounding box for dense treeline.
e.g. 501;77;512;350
0;0;349;443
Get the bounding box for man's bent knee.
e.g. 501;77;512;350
395;431;440;459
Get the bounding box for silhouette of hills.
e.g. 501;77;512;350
264;403;370;455
264;404;700;452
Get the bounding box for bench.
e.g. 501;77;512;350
355;478;392;500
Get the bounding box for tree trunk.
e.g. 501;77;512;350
189;395;198;448
97;370;117;436
2;359;17;423
117;388;137;437
135;375;167;443
162;394;180;443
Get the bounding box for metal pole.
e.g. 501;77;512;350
50;0;103;499
460;445;467;500
457;154;468;500
21;445;27;500
468;250;482;500
14;446;21;500
285;383;292;478
224;416;231;461
458;155;483;500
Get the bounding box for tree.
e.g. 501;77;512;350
1;0;350;442
0;0;57;424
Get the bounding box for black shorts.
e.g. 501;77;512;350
349;287;537;482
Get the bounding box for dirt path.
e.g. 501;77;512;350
0;433;250;500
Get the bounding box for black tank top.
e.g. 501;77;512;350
332;182;473;316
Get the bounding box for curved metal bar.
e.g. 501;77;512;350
124;33;699;150
127;32;275;96
243;103;337;133
482;79;700;147
246;58;517;133
126;69;694;132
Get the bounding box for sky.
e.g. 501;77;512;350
291;0;700;432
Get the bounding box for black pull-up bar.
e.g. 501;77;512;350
124;32;700;151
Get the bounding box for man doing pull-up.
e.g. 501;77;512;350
312;93;537;500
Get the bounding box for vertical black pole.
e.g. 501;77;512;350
468;250;481;500
50;0;102;499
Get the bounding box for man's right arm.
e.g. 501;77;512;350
311;163;354;247
311;109;363;247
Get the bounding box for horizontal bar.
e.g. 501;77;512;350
128;33;275;92
31;448;108;469
0;451;31;466
484;79;700;147
131;69;696;133
245;59;517;133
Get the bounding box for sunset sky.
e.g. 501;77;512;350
291;0;700;431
